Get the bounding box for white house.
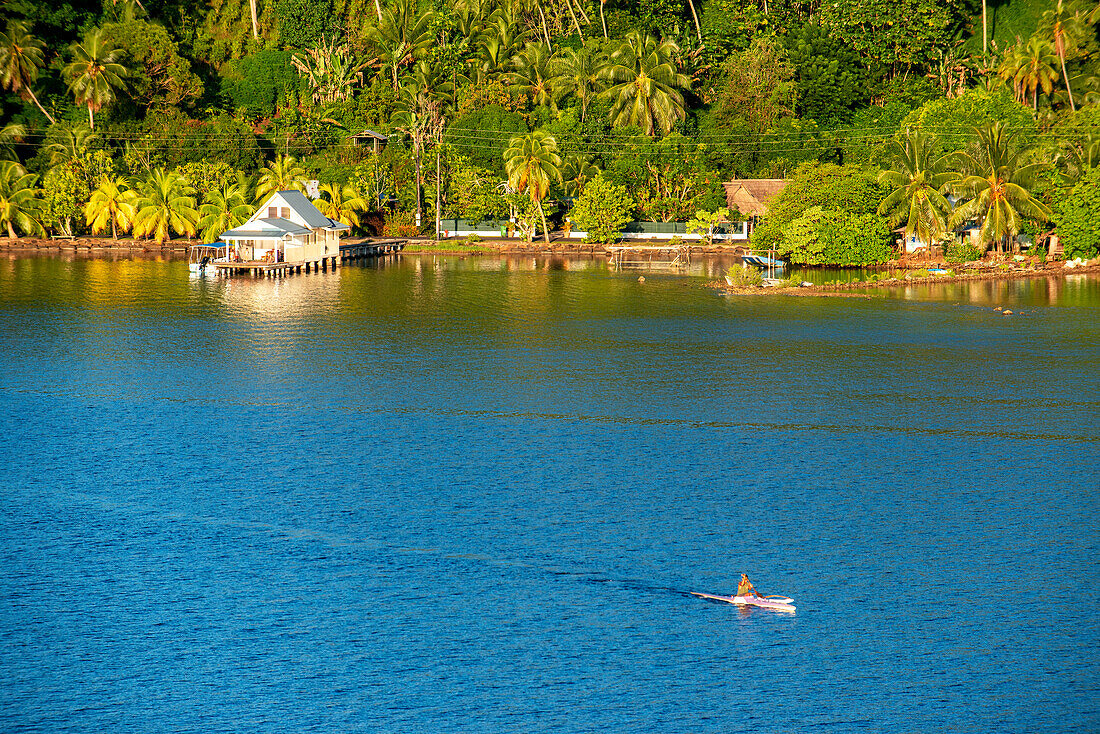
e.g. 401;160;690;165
220;190;350;265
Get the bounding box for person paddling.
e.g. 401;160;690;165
737;573;761;598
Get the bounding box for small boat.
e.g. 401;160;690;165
741;253;785;269
188;243;228;276
691;591;796;612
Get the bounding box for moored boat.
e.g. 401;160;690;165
188;243;229;276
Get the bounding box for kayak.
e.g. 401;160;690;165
691;591;796;612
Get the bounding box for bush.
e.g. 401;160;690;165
1054;166;1100;260
945;241;984;263
570;174;634;244
726;265;763;286
776;206;894;266
382;210;419;238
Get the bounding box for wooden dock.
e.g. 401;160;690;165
212;239;406;277
340;239;406;262
606;243;691;268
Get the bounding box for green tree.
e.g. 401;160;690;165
686;207;730;246
778;206;894;266
949;122;1054;253
704;36;796;133
753;162;887;253
503;130;561;244
221;50;299;120
551;43;608;122
255;154;308;203
603;31;691;136
275;0;333;48
1053;165;1100;259
569;173;633;244
367;0;434;90
0;21;56;124
877;130;957;249
510;41;557;109
133;168;199;243
1042;0;1092;112
315;182;366;229
784;22;867;124
101;20;201;115
999;35;1059;110
63;29;127;130
446;156;507;222
0;160;42;238
85;175;136;239
198;180;252;244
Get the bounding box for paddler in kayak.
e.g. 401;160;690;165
737;573;762;598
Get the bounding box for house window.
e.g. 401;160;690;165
267;207;277;218
280;207;290;219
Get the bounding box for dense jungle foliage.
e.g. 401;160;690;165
0;0;1098;261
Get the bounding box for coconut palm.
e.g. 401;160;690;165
63;29;127;131
316;182;367;230
0;122;26;162
0;22;56;124
43;124;98;169
948;122;1053;254
255;154;307;203
504;130;561;244
85;175;136;239
602;32;691;136
0;160;42;238
392;84;443;228
132;168;198;243
552;44;608;122
510;42;557;109
877;130;958;251
999;36;1059;109
1042;0;1091;112
560;153;600;197
367;0;434;90
198;180;251;244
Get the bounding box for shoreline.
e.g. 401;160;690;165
2;236;1097;289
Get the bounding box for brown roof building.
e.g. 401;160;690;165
723;179;788;218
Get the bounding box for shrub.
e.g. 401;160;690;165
945;241;984;263
571;174;634;244
1054;166;1100;260
726;265;763;287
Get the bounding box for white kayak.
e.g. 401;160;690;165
691;591;796;612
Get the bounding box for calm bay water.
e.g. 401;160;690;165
1;253;1097;732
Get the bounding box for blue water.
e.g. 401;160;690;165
1;255;1098;732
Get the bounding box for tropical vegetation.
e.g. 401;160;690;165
0;0;1095;258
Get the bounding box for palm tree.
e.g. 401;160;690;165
999;36;1059;109
0;122;26;161
560;153;600;197
877;130;957;252
948;122;1053;254
510;42;557;109
63;29;127;131
292;36;367;105
255;154;307;203
315;182;367;230
85;175;136;239
43;124;98;169
392;84;443;228
602;32;691;136
198;180;251;243
132;168;198;243
504;130;561;245
1043;0;1090;112
552;44;607;122
0;160;42;238
367;0;434;90
0;22;56;124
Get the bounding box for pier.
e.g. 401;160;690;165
210;239;407;277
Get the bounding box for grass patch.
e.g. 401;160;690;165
402;241;497;254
